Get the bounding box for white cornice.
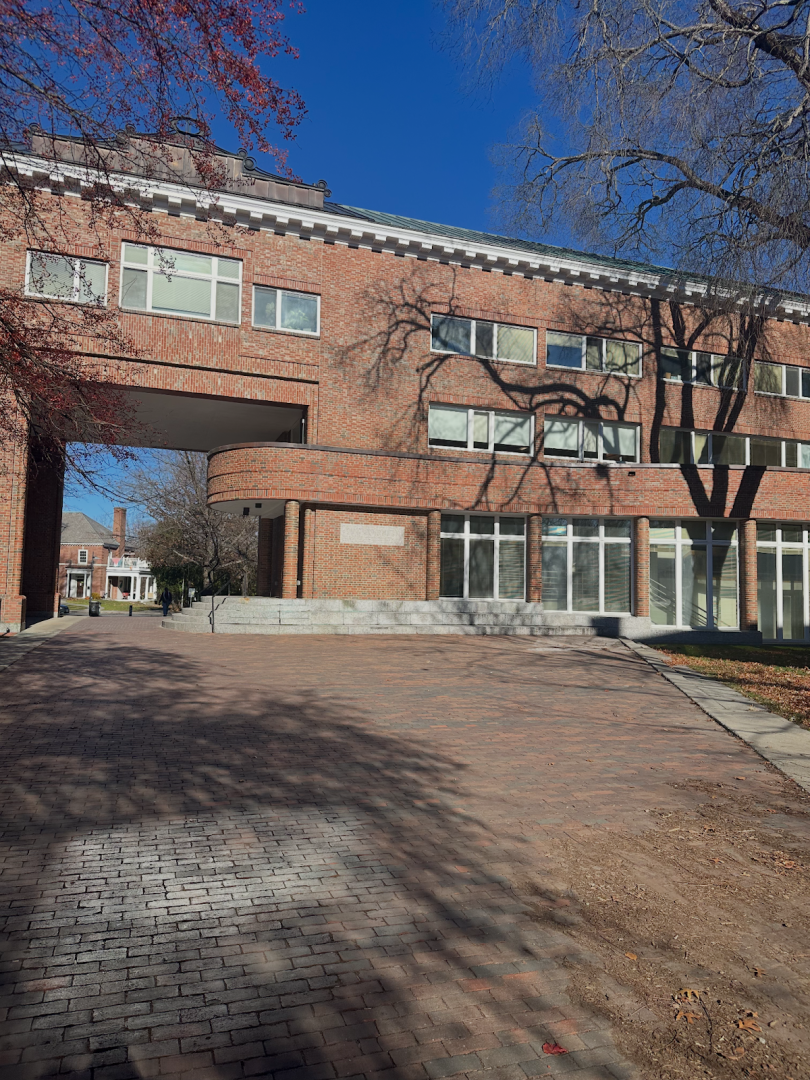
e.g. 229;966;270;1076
6;148;810;323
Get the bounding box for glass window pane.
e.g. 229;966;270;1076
713;545;738;628
604;519;631;538
474;320;494;359
494;412;532;453
546;331;583;368
429;406;468;447
544;418;579;456
79;260;106;302
604;544;631;612
714;354;743;389
712;521;737;541
782;525;803;544
803;370;810;398
650;520;677;540
253;286;277;328
694;432;710;463
684;521;708;541
123;243;148;264
712;434;746;465
441;514;465;534
755;362;782;394
585;337;602;371
682;546;709;627
757;523;777;542
786;366;801;398
782;552;805;640
785;442;798;468
473;411;489;448
582;422;598;459
650;546;677;624
694;351;713;384
157;248;211;275
602;422;637;462
121;267;147;309
659;348;689;382
497;325;534;364
498;540;525;599
500;518;525;536
469;538;495;597
572;543;599;611
29;252;74;298
280;291;318;332
660;428;691;463
605;339;641;375
432;315;471;354
440;537;464;597
217;258;240;279
152;272;211;316
750;438;781;466
469;516;495;535
572;518;599;538
215;281;240;323
802;444;810;469
757;549;777;638
542;517;568;537
542;542;568;610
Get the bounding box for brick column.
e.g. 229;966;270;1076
634;516;650;618
740;518;758;632
426;510;441;600
281;500;300;599
301;507;316;599
0;434;29;633
256;518;273;596
526;514;542;602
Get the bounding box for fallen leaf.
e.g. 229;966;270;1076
674;988;701;1003
735;776;746;780
542;1042;568;1055
725;1047;746;1060
676;1010;701;1024
625;952;638;961
736;1017;762;1032
754;967;766;978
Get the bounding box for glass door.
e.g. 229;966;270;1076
440;515;526;599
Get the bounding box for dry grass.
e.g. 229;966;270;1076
653;644;810;729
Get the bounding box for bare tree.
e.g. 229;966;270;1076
125;451;257;595
444;0;810;295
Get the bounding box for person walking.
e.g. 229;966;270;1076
160;586;173;617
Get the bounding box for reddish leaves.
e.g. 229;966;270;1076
542;1042;568;1054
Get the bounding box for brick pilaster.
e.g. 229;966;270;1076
301;507;316;598
426;510;441;600
282;500;300;599
527;514;542;602
740;518;758;632
256;518;273;596
634;517;650;618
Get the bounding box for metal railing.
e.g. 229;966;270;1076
208;584;230;634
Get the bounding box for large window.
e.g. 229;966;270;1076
542;518;632;613
430;314;536;365
120;243;241;323
428;405;533;454
649;520;738;629
658;348;744;389
26;251;107;304
440;515;525;599
543;417;639;462
253;285;319;335
754;361;810;400
756;523;810;641
545;331;641;376
659;427;810;468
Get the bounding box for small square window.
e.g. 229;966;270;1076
253;285;319;335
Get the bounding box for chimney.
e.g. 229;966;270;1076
112;507;127;555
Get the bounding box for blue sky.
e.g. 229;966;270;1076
65;0;535;524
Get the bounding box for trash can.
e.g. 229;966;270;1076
88;600;101;617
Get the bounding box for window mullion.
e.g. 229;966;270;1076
675;525;683;626
776;535;784;639
471;320;477;356
598;524;605;613
489;411;494;452
463;520;470;599
597;422;604;462
493;520;500;599
804;533;810;642
567;527;573;610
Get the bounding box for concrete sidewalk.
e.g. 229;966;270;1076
0;614;82;672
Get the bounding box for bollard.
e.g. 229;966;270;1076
129;604;133;617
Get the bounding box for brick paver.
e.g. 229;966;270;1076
0;620;796;1079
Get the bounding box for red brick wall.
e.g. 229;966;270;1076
310;509;427;600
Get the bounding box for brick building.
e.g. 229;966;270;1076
2;132;810;637
58;508;155;601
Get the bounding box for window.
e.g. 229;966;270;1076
430;314;536;365
253;285;320;335
545;331;641;376
78;549;88;564
440;515;525;599
659;427;810;468
120;243;241;323
26;251;107;304
754;361;810;399
542;518;632;614
756;523;810;641
658;348;744;389
543;417;638;462
649;520;738;629
428;405;533;454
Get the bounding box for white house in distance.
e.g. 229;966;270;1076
59;507;156;601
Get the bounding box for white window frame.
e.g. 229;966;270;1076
541;517;633;614
545;331;642;377
77;549;89;565
659;427;810;468
658;348;746;390
429;313;537;366
754;361;810;400
25;251;108;305
118;243;242;324
755;524;810;642
543;417;640;463
649;520;739;629
252;285;321;336
428;405;534;455
439;514;526;599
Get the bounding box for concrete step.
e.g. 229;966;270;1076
163;616;597;637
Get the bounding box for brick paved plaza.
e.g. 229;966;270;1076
1;620;808;1079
